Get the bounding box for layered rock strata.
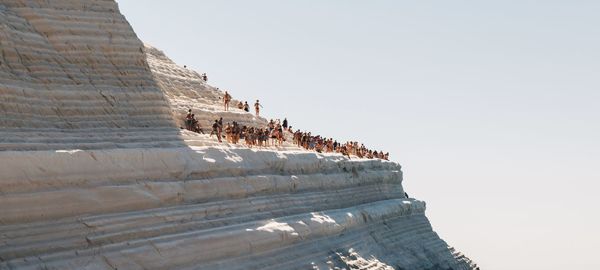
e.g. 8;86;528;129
145;44;267;129
0;0;180;151
0;1;476;269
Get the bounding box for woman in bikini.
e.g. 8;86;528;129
254;100;262;117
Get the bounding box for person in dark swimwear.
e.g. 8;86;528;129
211;120;222;142
282;118;288;130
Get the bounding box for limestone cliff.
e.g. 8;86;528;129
0;1;477;269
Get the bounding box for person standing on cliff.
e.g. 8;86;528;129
282;118;288;130
223;91;232;111
254;100;262;117
202;73;208;82
211;120;222;142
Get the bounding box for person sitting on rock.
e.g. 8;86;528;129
237;101;244;110
243;101;250;112
190;114;204;134
185;109;193;131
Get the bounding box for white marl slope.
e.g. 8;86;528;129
0;1;477;269
144;44;268;129
0;0;184;151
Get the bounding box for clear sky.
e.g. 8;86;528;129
117;1;600;269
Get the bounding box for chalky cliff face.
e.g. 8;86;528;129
0;0;183;151
0;1;476;269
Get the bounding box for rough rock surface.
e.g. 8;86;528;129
0;1;477;269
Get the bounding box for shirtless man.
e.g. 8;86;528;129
223;91;232;111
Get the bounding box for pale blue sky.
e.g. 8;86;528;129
118;1;600;269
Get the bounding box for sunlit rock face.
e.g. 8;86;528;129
144;44;268;130
0;1;477;269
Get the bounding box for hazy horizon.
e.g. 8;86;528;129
117;1;600;269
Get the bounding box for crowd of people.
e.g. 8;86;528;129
291;131;389;160
183;91;390;161
221;120;287;147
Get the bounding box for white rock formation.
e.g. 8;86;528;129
0;1;477;269
145;44;266;129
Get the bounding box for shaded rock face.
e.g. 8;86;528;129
0;0;181;151
0;1;477;269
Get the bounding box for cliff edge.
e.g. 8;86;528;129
0;1;477;269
